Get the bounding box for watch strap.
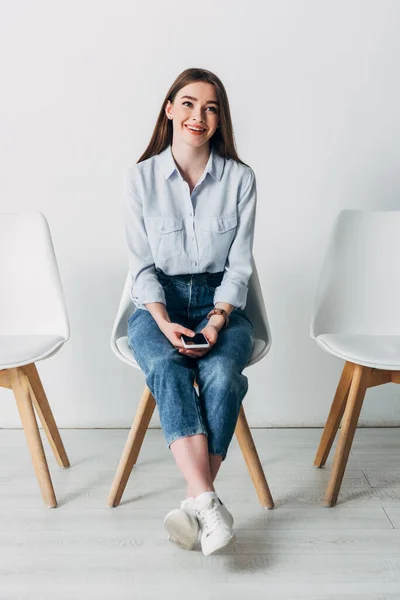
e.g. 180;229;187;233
206;307;229;328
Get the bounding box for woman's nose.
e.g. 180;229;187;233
193;109;205;122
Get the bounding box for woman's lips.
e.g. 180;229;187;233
185;125;206;135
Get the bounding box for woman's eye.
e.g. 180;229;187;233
182;101;217;113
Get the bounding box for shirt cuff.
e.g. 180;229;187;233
131;279;166;310
213;281;248;310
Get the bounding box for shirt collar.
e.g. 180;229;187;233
157;144;224;182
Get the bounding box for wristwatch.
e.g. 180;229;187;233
206;307;230;328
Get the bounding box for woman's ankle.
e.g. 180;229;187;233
195;490;218;503
186;484;214;499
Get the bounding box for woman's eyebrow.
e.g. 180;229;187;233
180;95;219;106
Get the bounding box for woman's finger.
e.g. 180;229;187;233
180;350;209;358
179;348;206;357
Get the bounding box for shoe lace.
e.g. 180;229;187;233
197;499;222;536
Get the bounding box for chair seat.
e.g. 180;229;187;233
0;335;66;369
115;335;266;368
316;333;400;370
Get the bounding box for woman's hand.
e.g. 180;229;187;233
178;324;219;358
158;321;197;350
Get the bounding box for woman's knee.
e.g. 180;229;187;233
200;356;247;389
147;352;194;382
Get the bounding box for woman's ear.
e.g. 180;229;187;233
165;100;173;120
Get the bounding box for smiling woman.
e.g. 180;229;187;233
123;67;257;557
179;94;219;135
166;84;220;154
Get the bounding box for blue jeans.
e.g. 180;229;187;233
127;268;255;461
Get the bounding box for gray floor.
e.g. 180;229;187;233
1;427;400;599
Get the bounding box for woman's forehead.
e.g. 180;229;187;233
178;81;217;100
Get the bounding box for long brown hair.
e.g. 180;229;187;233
137;68;249;167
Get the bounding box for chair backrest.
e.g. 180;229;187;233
111;255;271;367
0;211;70;337
311;209;400;338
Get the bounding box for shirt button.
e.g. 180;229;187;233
189;213;193;217
192;261;197;266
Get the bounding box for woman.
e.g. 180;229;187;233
124;67;257;556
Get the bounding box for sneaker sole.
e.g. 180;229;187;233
164;512;199;550
202;532;236;556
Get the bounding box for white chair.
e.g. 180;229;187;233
0;211;70;507
311;209;400;506
108;256;274;508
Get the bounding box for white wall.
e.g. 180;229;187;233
1;0;400;428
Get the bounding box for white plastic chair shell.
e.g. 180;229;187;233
311;209;400;370
0;211;70;369
111;256;271;369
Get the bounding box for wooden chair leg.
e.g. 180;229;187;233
324;363;368;507
108;385;156;507
9;367;57;508
21;363;70;468
235;405;274;509
314;361;355;468
0;369;11;388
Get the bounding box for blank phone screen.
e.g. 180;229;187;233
181;333;208;345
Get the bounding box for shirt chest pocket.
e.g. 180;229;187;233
201;213;237;261
148;216;183;261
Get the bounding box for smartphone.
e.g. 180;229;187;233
180;333;210;348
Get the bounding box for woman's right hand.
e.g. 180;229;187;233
158;321;196;350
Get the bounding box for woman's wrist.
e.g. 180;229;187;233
208;314;226;331
144;302;171;326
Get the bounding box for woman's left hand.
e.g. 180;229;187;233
178;324;219;358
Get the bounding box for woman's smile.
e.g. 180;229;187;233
185;124;207;135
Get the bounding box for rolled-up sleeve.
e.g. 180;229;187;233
123;167;166;308
213;167;257;310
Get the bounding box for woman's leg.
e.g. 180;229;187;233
128;309;215;496
185;453;222;498
171;434;215;498
183;311;254;497
209;453;223;480
195;309;255;463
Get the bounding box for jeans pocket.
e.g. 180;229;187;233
204;272;224;290
156;272;174;290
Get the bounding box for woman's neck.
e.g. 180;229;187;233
170;141;210;182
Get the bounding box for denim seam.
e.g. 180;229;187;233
208;445;227;461
193;383;207;436
166;427;208;447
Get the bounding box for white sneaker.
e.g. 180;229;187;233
164;497;200;550
194;493;235;556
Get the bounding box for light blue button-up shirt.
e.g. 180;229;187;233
123;143;257;311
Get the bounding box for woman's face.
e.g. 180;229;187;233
165;81;220;149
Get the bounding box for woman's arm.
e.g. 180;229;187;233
213;167;257;311
123;166;168;310
144;302;171;327
207;301;236;331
